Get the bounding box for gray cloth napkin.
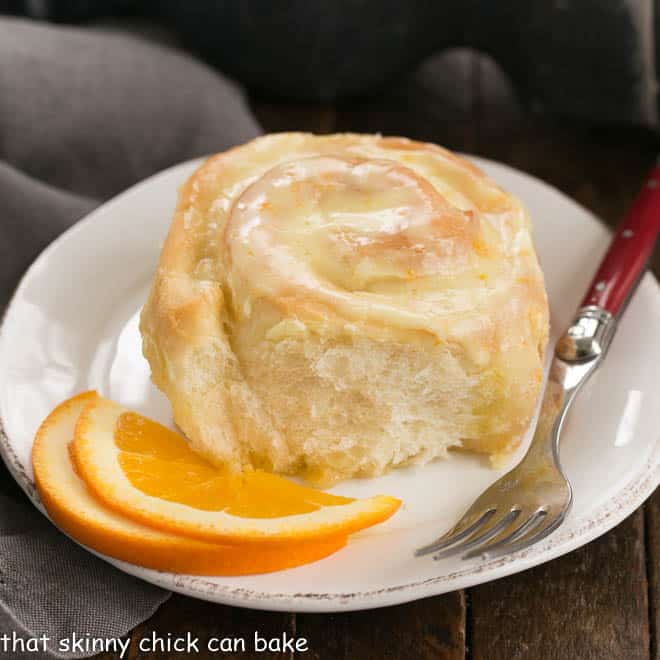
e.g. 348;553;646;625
0;16;261;657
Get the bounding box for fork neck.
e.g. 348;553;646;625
555;306;617;366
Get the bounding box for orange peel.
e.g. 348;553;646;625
70;394;400;545
32;392;346;575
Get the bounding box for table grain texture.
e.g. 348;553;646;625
8;51;660;660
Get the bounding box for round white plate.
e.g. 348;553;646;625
1;156;658;612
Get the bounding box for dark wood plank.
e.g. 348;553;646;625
469;509;650;659
296;593;465;660
646;490;660;660
250;99;336;135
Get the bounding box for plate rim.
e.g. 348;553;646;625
1;154;658;612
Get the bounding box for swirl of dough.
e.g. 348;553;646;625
141;133;549;483
225;155;481;333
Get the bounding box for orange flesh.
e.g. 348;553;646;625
115;413;354;518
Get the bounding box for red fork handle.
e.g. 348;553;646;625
582;165;660;316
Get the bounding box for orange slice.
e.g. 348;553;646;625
32;392;346;575
71;394;400;544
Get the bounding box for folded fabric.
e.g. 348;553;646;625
0;16;261;657
0;16;260;199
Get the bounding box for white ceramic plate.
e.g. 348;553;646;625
1;156;658;612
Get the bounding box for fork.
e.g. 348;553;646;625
416;163;660;560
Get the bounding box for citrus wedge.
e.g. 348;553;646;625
32;392;346;575
71;394;400;544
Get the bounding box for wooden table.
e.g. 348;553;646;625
34;51;660;659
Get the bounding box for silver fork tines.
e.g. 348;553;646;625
431;507;522;560
415;509;497;557
464;510;564;560
464;509;549;558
